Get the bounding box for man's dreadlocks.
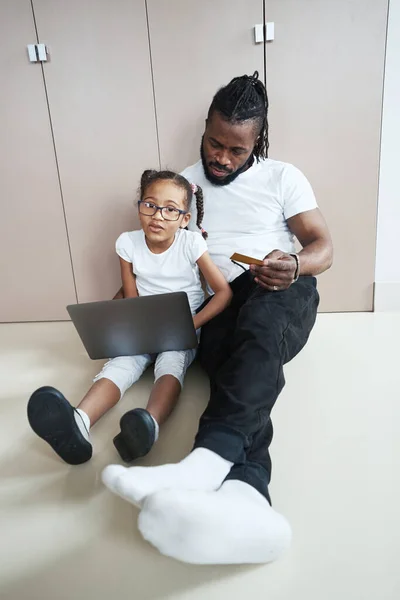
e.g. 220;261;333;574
207;71;269;161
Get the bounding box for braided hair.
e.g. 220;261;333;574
191;183;207;239
207;71;269;161
140;170;207;239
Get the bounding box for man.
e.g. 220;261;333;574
103;72;333;564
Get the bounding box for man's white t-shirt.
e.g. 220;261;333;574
116;228;207;313
181;158;318;283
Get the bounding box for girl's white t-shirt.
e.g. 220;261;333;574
115;228;207;314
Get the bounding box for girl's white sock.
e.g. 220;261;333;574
101;448;233;507
149;414;159;442
138;480;292;565
74;408;91;443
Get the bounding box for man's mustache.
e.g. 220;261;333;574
209;162;233;174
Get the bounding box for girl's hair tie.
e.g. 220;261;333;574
191;183;198;194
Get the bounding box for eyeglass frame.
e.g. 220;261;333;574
138;200;188;222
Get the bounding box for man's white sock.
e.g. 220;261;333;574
74;408;90;443
138;480;292;565
101;448;233;506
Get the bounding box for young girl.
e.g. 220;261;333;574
27;170;232;465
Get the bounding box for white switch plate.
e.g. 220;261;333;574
254;22;275;43
36;43;47;61
27;44;37;62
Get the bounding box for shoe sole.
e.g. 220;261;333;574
27;386;92;465
113;409;155;463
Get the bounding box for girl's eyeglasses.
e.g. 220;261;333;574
138;200;187;222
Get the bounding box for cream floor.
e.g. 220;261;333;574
0;314;399;600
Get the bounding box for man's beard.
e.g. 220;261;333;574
200;138;254;187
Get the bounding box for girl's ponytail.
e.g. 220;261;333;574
191;183;208;239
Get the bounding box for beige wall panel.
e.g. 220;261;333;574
0;0;77;322
147;0;264;172
33;0;160;302
266;0;388;311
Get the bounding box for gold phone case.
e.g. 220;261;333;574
230;252;264;266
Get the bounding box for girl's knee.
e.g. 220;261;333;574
93;369;126;398
154;364;184;388
154;350;194;388
94;355;150;397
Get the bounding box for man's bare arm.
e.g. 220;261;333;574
287;208;333;276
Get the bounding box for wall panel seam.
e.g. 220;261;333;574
30;0;78;303
145;0;161;170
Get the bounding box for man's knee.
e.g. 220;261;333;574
237;282;318;362
237;294;289;341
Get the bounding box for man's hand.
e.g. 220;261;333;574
250;249;297;292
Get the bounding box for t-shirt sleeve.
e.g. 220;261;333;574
188;231;208;263
281;164;318;220
115;232;133;263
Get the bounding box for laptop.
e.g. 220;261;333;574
66;292;198;360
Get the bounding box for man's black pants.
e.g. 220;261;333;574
195;270;319;503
